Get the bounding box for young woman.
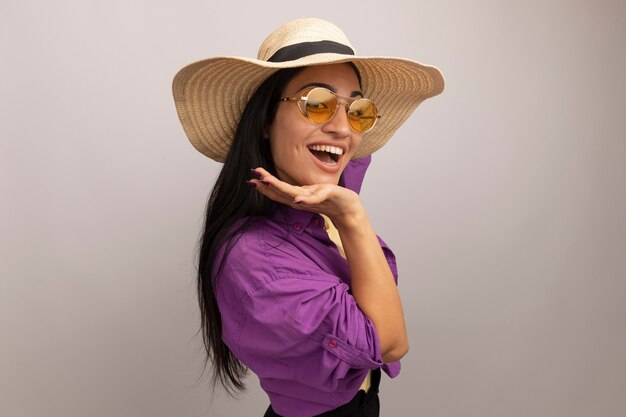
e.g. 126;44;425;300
172;18;444;417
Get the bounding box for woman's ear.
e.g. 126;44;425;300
262;127;270;140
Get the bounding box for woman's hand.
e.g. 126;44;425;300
249;167;365;230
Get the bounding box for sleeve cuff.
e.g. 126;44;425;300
321;333;383;369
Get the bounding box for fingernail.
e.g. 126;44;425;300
250;169;262;179
246;180;257;188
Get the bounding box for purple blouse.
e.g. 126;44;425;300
215;155;401;417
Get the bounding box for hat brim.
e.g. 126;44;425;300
172;53;444;162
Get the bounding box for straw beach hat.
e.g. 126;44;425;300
172;18;444;162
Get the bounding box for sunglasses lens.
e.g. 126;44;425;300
304;88;337;123
348;99;378;133
297;88;378;133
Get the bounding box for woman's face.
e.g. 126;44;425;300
267;64;363;186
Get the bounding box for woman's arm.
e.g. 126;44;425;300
331;205;409;362
249;168;408;363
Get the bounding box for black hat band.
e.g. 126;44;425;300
267;40;355;63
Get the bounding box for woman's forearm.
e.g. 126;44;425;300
334;209;409;363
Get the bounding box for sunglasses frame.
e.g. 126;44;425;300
280;87;381;133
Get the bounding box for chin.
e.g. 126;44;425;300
302;171;342;186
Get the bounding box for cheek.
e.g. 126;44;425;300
268;110;311;155
268;115;291;159
344;134;363;161
352;134;363;150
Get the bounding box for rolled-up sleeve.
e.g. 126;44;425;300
215;228;393;416
239;277;382;383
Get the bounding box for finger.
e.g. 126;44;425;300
249;179;326;214
252;167;312;200
293;186;333;205
249;179;294;205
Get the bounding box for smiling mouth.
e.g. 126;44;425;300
308;144;343;165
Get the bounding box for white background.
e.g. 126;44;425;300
1;0;625;416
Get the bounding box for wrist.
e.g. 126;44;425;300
331;204;369;232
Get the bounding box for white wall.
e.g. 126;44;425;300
1;0;625;416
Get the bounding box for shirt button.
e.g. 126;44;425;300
328;339;337;348
293;223;302;231
311;218;320;226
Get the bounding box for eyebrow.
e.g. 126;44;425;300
295;82;363;98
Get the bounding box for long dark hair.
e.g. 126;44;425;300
196;67;303;394
197;62;363;395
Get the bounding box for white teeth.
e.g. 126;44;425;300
308;144;344;155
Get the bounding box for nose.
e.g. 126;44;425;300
321;102;352;138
